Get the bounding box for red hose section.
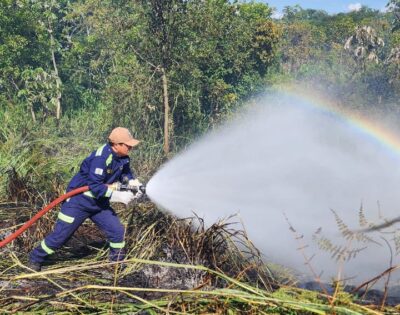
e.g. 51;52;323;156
0;186;89;248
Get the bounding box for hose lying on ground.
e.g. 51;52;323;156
0;186;89;248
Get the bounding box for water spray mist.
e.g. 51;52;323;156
146;91;400;286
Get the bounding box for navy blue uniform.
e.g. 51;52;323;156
30;143;135;264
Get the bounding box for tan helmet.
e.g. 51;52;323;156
108;127;140;147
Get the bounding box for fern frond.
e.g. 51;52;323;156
331;209;353;240
393;231;400;254
358;204;368;227
331;209;380;245
313;235;366;262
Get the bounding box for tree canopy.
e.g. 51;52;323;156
1;0;400;196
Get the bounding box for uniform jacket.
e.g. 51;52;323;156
65;143;135;211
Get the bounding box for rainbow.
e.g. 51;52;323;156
274;84;400;158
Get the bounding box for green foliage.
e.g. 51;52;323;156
275;4;400;107
344;25;385;67
17;67;61;121
387;0;400;32
0;98;113;202
0;0;283;199
0;0;49;98
325;15;356;44
2;0;400;201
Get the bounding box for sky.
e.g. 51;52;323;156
261;0;389;17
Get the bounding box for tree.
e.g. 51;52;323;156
325;15;356;45
280;21;326;73
347;6;380;24
136;0;188;155
344;25;384;70
18;67;61;122
182;1;278;117
0;0;49;105
133;0;279;151
385;46;400;84
387;0;400;32
239;2;280;74
282;5;304;23
0;0;72;121
44;0;279;154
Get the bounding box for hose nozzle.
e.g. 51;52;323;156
120;183;146;195
139;184;146;195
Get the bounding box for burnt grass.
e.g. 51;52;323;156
1;197;400;312
0;198;278;310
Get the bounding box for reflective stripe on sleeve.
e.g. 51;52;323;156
106;154;113;166
84;190;112;198
109;241;125;249
83;191;95;198
96;144;106;156
105;188;113;198
41;240;55;254
58;212;75;224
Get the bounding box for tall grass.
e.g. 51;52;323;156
0;101;166;204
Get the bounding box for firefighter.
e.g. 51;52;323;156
28;127;142;271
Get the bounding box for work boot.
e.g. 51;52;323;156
27;261;42;272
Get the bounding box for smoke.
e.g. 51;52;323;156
146;92;400;286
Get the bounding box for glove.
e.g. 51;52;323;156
128;178;142;190
109;182;122;191
128;178;143;198
110;191;135;205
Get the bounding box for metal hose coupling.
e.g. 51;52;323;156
119;183;146;195
139;184;146;195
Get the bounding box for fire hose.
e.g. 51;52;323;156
0;184;146;248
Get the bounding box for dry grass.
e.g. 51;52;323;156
0;198;278;312
0;200;396;314
0;178;398;314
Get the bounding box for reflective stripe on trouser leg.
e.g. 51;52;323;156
30;240;56;264
58;211;75;223
29;207;89;264
109;241;125;249
91;208;125;261
110;242;126;262
41;240;55;254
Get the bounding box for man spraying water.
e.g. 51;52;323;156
28;127;144;271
